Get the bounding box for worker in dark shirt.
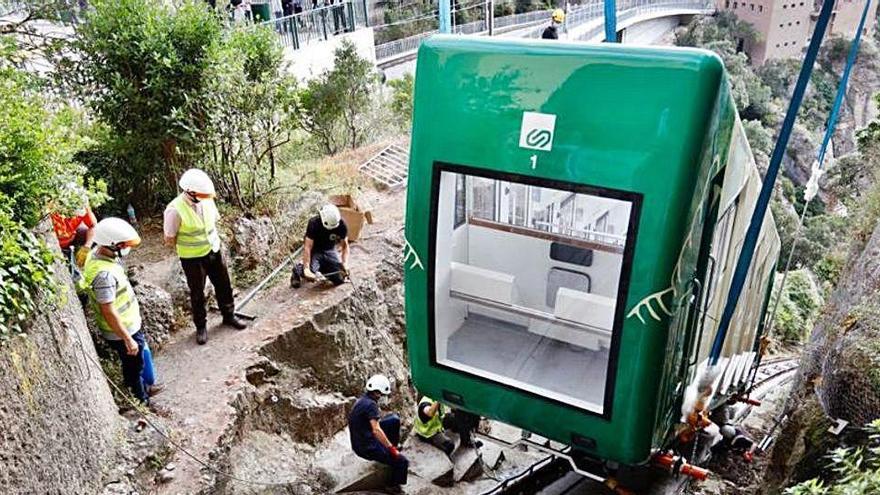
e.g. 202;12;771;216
290;204;350;288
541;9;565;40
348;374;408;493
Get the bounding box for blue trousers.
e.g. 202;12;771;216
106;331;148;403
354;414;408;485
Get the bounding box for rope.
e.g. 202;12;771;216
72;337;300;488
708;0;837;365
762;0;872;342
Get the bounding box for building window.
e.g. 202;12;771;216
759;5;763;11
725;0;730;7
776;43;780;47
779;23;784;27
750;3;754;9
733;1;737;7
796;20;800;25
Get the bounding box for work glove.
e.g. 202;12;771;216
75;246;90;267
303;267;317;281
389;446;400;460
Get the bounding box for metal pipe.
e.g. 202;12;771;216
235;246;303;313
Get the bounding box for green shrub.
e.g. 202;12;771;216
0;211;57;342
297;40;380;154
771;269;823;345
785;420;880;494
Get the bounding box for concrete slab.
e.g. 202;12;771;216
402;435;455;487
452;447;483;482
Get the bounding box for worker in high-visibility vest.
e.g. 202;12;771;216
414;396;482;457
163;169;247;345
84;218;165;410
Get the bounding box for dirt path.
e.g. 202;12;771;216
146;189;407;494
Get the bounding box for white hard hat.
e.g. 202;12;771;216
720;425;736;440
93;217;141;248
178;168;216;196
320;204;341;230
365;374;392;395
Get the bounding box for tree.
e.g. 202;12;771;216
388;73;414;130
199;27;299;209
68;0;222;210
0;44;106;341
297;40;380;154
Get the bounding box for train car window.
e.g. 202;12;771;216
454;175;466;228
432;167;637;414
546;268;591;307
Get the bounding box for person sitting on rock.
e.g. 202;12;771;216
414;395;482;457
348;374;408;494
290;204;350;288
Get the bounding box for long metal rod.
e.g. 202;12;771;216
604;0;617;42
709;0;836;365
235;246;303;313
439;0;451;33
474;432;607;484
450;290;613;339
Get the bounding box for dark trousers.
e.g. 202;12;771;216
180;250;235;329
295;249;345;285
354;414;408;485
107;330;148;403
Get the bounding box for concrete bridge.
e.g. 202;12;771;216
270;0;715;80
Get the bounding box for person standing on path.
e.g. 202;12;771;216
164;168;247;345
84;218;165;411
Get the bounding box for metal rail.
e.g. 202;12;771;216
450;290;614;340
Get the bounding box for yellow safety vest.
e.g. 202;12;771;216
170;195;220;259
414;396;446;438
83;255;141;340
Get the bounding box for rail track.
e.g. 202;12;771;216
478;354;801;495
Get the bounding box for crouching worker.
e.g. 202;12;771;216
290;204;349;288
414;396;482;457
348;374;408;494
84;218;164;412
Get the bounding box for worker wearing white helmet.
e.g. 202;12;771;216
289;203;350;288
84;218;164;410
164;168;246;345
348;374;408;493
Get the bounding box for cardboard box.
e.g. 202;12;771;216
330;194;373;242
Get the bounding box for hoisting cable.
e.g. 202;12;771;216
74;346;300;488
708;0;837;366
762;0;872;344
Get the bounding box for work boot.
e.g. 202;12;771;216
290;264;302;288
196;326;208;345
223;315;248;330
147;402;171;417
147;383;166;397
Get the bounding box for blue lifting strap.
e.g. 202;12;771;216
816;0;873;168
605;0;618;42
708;0;838;365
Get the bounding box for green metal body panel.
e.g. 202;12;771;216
403;36;737;465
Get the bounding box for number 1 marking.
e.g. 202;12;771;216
530;155;537;170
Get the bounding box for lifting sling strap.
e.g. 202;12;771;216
709;0;838;365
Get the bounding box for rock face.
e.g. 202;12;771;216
763;220;880;491
133;280;175;348
0;224;124;494
163;261;215;312
230;215;278;272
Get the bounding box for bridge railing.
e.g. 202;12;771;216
568;0;714;41
256;0;369;50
